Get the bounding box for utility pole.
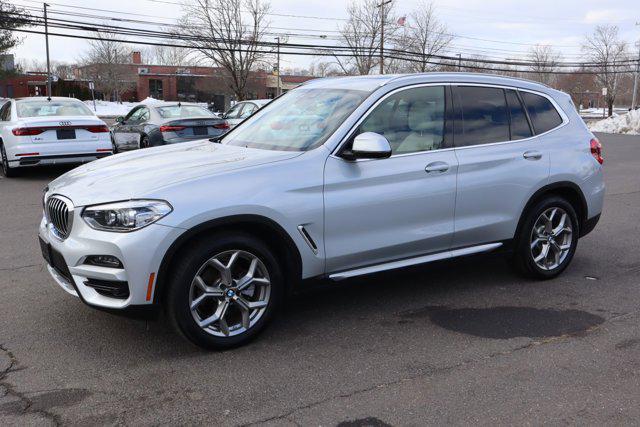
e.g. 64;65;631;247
44;3;52;98
457;53;462;71
377;0;392;75
632;23;639;110
275;36;281;97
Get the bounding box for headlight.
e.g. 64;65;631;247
82;200;172;232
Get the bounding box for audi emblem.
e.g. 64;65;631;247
59;121;72;126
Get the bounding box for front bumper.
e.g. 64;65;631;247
38;206;183;310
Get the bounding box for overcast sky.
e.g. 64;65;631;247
10;0;640;71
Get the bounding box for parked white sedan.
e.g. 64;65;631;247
0;97;112;177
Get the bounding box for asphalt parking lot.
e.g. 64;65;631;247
1;133;639;426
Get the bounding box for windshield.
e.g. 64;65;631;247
16;100;94;118
223;88;370;151
156;105;214;118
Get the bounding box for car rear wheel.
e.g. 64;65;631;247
1;144;17;178
140;135;150;149
512;196;579;279
165;232;283;350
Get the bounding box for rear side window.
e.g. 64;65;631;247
453;86;509;146
520;92;563;134
0;102;10;121
505;89;532;140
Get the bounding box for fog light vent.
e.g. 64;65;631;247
84;279;129;299
85;255;123;269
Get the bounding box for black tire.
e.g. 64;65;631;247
512;196;579;280
110;134;119;154
165;231;284;350
140;135;149;149
0;143;17;178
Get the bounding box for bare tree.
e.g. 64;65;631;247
528;44;561;86
582;25;628;117
336;0;396;75
308;59;339;77
146;45;197;66
179;0;271;100
0;1;30;56
79;31;134;102
404;2;453;73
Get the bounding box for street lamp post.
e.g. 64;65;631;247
377;0;392;75
275;36;281;97
632;23;639;110
44;3;52;98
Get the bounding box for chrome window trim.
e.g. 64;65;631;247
329;82;569;161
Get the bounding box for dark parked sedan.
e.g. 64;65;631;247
110;102;229;152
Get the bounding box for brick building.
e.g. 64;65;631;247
74;52;316;111
0;74;48;98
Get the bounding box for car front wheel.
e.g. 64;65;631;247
165;232;283;350
512;196;579;279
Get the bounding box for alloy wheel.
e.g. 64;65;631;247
189;250;271;337
530;207;573;271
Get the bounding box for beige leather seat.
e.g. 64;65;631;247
395;101;442;154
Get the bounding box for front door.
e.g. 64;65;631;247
324;85;458;273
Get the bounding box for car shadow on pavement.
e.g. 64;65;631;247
51;252;547;357
5;165;76;181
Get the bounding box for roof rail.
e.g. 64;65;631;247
380;72;552;89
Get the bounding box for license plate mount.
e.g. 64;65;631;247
56;129;76;140
193;127;208;136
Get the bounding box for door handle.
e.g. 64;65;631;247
523;150;542;160
425;162;449;173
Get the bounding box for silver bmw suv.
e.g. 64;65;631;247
39;73;604;349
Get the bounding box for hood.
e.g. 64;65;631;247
47;140;301;206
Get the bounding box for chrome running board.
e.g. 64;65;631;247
328;242;503;281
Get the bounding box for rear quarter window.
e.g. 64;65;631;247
520;92;564;135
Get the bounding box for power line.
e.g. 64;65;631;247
11;8;637;69
5;25;637;75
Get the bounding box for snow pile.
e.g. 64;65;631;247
83;97;212;117
588;109;640;135
83;100;139;117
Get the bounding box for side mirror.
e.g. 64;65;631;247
347;132;392;160
115;116;125;124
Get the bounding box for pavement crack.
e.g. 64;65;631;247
0;343;62;426
241;343;533;426
0;263;41;272
242;310;637;425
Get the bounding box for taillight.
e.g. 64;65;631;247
12;127;44;136
590;138;603;165
85;125;110;133
160;125;186;132
213;121;230;130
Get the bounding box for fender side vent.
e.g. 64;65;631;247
297;225;318;254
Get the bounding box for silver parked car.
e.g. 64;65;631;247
40;73;604;349
222;99;271;129
110;102;229;152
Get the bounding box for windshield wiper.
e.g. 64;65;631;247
209;136;223;143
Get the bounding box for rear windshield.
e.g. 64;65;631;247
156;106;214;118
16;100;94;118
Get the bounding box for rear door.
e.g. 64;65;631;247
113;107;146;148
451;85;550;248
225;103;245;128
